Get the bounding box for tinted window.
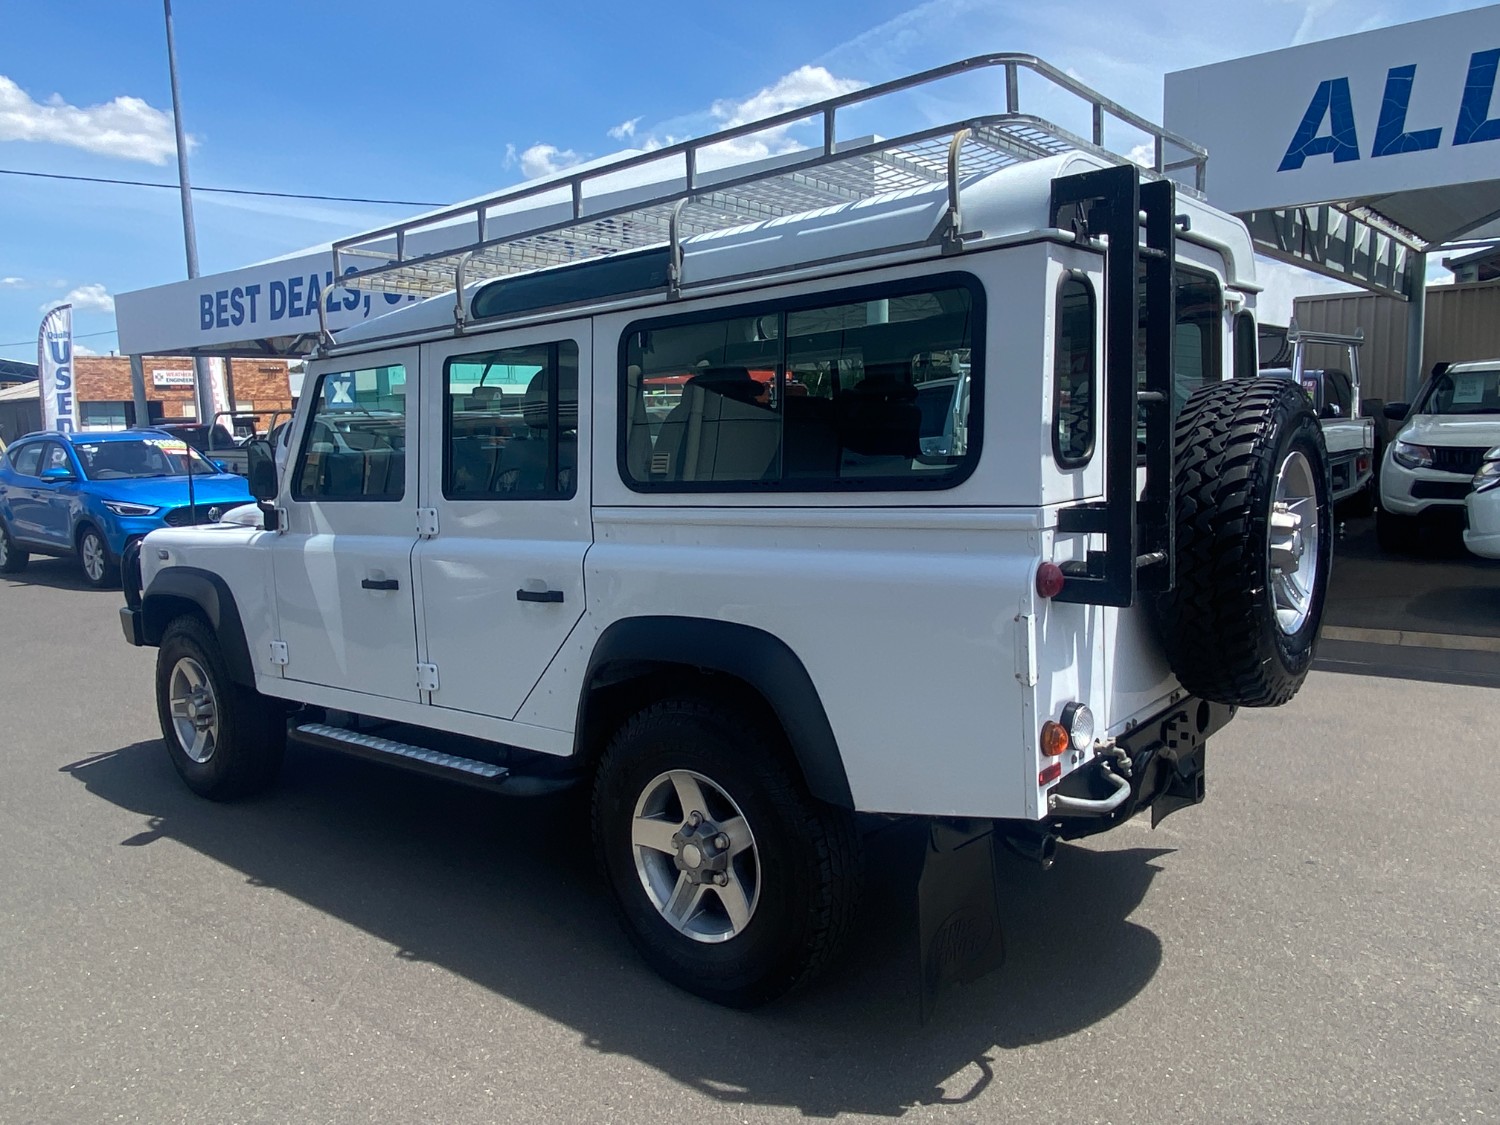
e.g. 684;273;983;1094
622;279;980;490
1234;312;1257;380
1138;267;1222;414
292;365;408;501
445;341;579;499
1053;274;1096;467
10;444;42;477
39;443;72;475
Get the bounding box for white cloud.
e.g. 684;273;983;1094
1;277;25;288
699;66;866;162
72;342;101;357
608;117;641;140
41;283;115;315
519;142;585;179
0;75;186;165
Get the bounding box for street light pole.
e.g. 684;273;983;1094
163;0;213;426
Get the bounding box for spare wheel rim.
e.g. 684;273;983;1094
1269;449;1319;636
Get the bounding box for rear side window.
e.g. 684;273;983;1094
1053;273;1096;467
621;276;981;491
292;365;408;501
1233;311;1257;379
444;340;579;499
10;443;43;477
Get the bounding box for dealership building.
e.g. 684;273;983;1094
0;355;294;444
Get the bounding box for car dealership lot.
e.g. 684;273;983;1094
1;561;1495;1123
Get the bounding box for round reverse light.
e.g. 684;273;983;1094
1060;701;1095;751
1036;562;1066;599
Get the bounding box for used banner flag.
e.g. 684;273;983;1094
37;304;77;433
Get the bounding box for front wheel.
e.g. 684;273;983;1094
76;525;117;588
156;614;286;800
592;698;861;1008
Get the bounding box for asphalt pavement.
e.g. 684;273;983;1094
1;555;1496;1123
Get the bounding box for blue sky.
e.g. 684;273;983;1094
0;0;1489;360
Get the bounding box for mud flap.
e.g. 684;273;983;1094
914;819;1006;1021
1150;744;1207;827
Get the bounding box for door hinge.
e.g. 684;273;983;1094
416;662;440;692
1013;613;1037;687
269;640;289;666
417;507;439;538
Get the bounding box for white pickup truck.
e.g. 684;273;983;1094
1261;323;1375;514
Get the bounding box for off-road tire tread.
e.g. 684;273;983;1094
1158;378;1330;707
156;614;285;800
592;697;861;1007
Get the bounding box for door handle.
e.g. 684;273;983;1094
361;577;400;591
516;588;564;603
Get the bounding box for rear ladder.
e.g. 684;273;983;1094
1051;164;1177;607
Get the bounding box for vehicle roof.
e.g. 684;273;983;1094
1445;360;1500;373
13;428;194;445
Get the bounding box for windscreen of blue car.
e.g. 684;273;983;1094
74;438;217;479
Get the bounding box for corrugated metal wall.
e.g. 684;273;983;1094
1293;281;1500;407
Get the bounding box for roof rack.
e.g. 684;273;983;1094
324;54;1207;337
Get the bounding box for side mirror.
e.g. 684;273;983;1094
40;465;75;482
246;438;278;501
1384;402;1410;421
211;459;228;473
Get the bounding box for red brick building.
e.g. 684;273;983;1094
74;355;296;432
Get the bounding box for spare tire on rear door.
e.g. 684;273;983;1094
1156;378;1332;707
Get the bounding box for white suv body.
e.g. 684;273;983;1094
1465;446;1500;558
1380;361;1500;531
117;58;1331;1007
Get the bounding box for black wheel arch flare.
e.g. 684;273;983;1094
577;616;854;809
140;567;257;688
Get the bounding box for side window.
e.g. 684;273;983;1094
622;279;980;490
11;443;43;477
40;443;73;475
1173;270;1222;412
292;365;408;501
444;340;579;499
1233;312;1257;379
1053;273;1096;467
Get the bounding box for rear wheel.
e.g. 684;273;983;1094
592;697;860;1007
156;614;286;800
76;524;117;588
0;521;28;573
1158;378;1332;707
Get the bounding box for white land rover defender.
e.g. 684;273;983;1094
119;57;1331;1008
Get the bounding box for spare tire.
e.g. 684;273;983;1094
1156;378;1332;707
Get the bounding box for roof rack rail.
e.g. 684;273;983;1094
323;54;1207;338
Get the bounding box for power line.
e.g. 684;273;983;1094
0;327;118;350
0;167;443;208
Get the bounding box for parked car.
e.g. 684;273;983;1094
1377;360;1500;552
0;429;251;587
1464;446;1500;559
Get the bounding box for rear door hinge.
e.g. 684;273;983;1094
269;640;289;666
417;507;439;538
416;662;440;693
1014;613;1037;687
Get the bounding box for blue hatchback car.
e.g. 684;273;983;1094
0;429;252;587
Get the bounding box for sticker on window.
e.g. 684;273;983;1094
145;438;189;453
1451;375;1486;405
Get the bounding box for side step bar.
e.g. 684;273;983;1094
292;721;511;788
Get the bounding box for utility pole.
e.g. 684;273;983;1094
163;0;213;425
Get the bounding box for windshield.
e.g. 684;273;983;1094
1416;367;1500;416
74;437;219;480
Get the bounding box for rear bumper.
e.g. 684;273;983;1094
1041;695;1237;839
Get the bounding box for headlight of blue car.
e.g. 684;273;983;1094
103;500;162;517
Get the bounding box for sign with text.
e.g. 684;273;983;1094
1165;5;1500;215
37;304;77;433
152;368;195;387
